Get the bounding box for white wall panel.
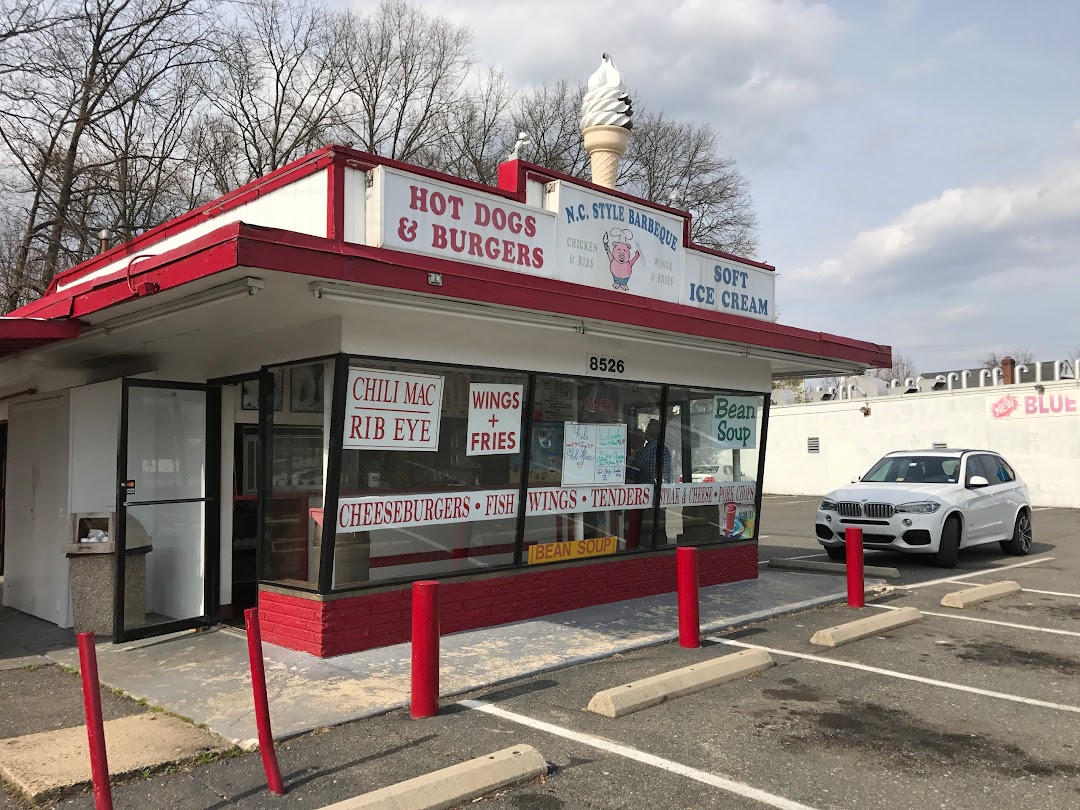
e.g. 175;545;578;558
765;382;1080;507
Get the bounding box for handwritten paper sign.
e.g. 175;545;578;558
560;422;627;486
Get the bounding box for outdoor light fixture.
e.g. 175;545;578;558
308;281;586;334
83;277;266;339
1035;383;1045;394
308;280;861;378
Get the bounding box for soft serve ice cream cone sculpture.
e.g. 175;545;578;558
581;53;633;188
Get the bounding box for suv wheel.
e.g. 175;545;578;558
1000;511;1033;556
935;516;960;568
824;545;845;561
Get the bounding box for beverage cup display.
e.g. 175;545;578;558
724;502;737;534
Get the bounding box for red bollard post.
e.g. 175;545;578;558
244;608;286;795
411;580;440;719
77;633;113;810
846;527;865;608
677;547;700;648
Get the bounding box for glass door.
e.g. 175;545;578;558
115;380;220;642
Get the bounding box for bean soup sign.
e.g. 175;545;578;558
713;395;759;449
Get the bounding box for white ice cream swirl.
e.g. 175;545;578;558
580;53;633;130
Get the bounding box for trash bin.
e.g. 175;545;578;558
67;512;150;635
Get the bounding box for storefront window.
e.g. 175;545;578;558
331;360;528;586
262;360;332;586
520;376;664;561
258;356;770;594
661;387;765;544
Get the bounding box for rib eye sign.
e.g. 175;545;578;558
344;368;444;450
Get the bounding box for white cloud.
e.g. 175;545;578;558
945;25;981;45
416;0;849;167
884;0;920;27
782;155;1080;368
1073;118;1080;138
889;57;941;81
792;159;1080;288
941;303;983;320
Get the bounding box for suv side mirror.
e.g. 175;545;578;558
968;475;990;489
851;475;861;483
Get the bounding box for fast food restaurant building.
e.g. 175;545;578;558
0;146;889;656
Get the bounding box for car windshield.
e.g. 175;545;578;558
862;455;960;484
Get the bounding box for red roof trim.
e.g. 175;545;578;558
329;145;523;202
0;317;81;357
232;225;888;366
43;143;773;307
47;150;336;293
0;318;81;340
10;222;889;367
13;224;243;319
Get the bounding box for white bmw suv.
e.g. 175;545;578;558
816;449;1032;568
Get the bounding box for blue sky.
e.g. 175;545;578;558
365;0;1080;372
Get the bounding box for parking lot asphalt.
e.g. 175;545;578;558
41;499;1080;809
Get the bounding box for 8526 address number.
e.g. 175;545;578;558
587;355;626;375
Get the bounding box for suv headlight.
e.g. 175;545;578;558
895;501;941;514
819;499;838;511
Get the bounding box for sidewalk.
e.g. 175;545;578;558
37;570;853;747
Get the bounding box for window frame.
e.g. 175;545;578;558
255;351;769;596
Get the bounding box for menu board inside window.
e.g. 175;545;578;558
560;422;627;486
539;378;574;420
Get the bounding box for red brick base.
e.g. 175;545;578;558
258;543;758;657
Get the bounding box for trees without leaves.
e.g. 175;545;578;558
865;352;917;383
0;0;211;307
982;348;1036;368
0;0;760;309
198;0;347;193
337;0;473;162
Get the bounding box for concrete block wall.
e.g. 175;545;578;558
258;543;758;657
764;380;1080;507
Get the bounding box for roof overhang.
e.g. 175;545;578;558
4;221;889;379
0;317;81;358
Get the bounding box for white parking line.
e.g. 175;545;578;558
1021;588;1080;599
868;603;1080;638
899;556;1053;588
905;581;1080;599
706;638;1080;716
461;700;819;810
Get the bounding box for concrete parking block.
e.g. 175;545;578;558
317;744;548;810
0;712;228;802
810;606;923;648
940;580;1022;609
585;649;774;718
768;558;901;579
